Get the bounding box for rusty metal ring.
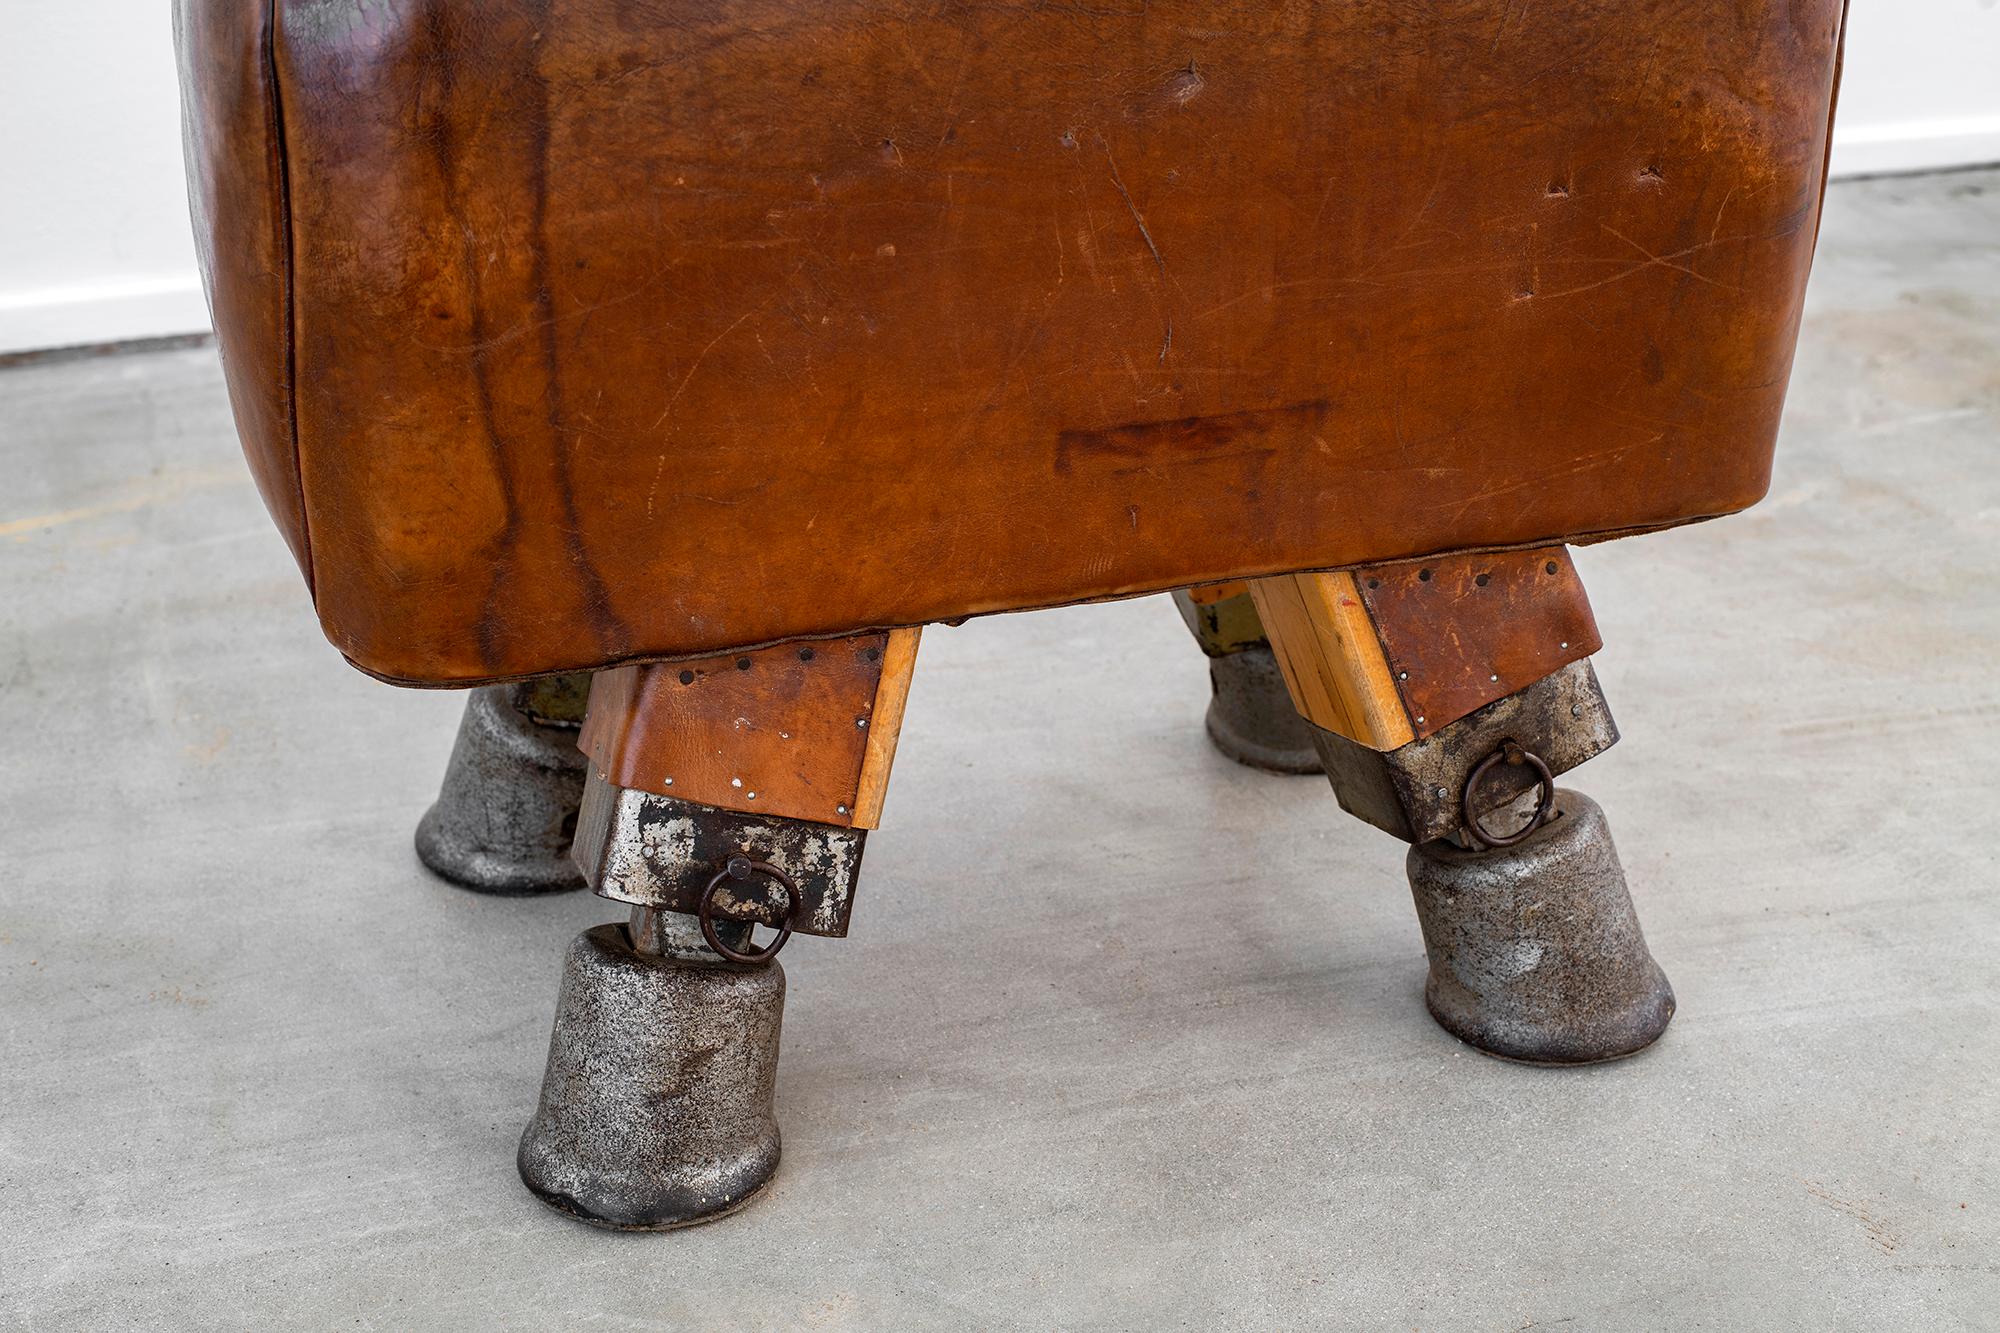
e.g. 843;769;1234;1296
698;856;800;965
1460;740;1556;850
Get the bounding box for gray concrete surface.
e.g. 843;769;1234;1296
3;167;1997;1330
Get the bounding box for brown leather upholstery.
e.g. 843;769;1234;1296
177;0;1847;687
174;0;309;583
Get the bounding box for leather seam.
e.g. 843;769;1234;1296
1814;0;1852;257
336;510;1735;690
263;0;314;599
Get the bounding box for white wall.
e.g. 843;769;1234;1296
1832;0;2000;178
0;0;1996;355
0;5;208;355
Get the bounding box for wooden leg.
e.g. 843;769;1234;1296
581;626;919;829
1246;545;1609;840
1251;548;1672;1064
1248;547;1599;748
567;625;922;936
1172;581;1265;657
520;628;921;1231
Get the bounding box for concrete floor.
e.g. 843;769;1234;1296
3;167;1998;1331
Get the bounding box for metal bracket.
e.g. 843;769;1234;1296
572;768;865;937
1309;658;1618;845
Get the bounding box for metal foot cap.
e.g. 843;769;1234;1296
518;925;785;1230
1204;646;1323;775
415;685;587;895
1407;789;1674;1065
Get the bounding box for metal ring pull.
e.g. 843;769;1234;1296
698;855;801;965
1460;740;1556;850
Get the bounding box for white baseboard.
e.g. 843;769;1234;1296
0;273;211;357
1831;115;2000;179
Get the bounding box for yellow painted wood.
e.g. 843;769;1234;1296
850;626;922;828
1247;572;1414;750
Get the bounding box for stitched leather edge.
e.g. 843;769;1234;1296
1806;0;1851;267
263;0;314;599
338;509;1737;689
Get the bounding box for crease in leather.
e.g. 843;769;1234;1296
174;0;313;584
265;0;313;600
1811;0;1853;266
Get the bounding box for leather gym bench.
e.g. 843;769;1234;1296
176;0;1848;1229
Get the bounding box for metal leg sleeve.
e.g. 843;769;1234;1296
1406;789;1674;1065
415;682;588;895
1173;588;1322;775
1204;645;1325;774
518;911;783;1230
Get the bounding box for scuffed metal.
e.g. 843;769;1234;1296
1170;587;1322;774
1406;788;1674;1065
518;922;784;1230
415;683;588;895
573;769;864;937
1311;658;1618;845
1203;644;1323;775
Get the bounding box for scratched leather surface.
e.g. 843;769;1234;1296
580;636;891;830
179;0;1846;686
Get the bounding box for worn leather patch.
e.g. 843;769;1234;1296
1356;547;1600;738
581;633;908;828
